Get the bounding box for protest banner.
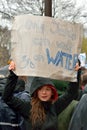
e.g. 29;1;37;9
11;14;83;81
78;53;86;67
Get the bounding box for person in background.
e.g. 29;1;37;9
2;61;81;130
77;68;87;100
68;93;87;130
14;77;30;101
68;67;87;130
0;74;30;130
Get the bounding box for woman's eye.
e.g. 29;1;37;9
46;88;51;91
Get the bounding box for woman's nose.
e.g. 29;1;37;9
42;89;46;93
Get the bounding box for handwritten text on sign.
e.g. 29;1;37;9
11;15;83;81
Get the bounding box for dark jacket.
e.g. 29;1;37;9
2;70;79;130
0;77;7;96
68;94;87;130
0;98;26;130
0;75;30;130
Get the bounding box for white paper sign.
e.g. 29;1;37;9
78;53;86;67
11;15;83;81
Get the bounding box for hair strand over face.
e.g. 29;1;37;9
30;91;46;125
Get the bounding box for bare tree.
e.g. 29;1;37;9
0;0;44;29
0;0;87;28
0;26;10;67
53;0;87;25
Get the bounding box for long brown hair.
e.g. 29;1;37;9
30;91;46;125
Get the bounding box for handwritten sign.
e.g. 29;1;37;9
11;15;83;81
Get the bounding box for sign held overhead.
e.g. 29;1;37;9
11;14;83;81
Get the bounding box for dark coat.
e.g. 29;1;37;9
0;77;7;96
68;94;87;130
0;96;27;130
2;70;79;130
0;74;30;130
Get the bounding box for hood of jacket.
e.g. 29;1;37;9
30;77;58;101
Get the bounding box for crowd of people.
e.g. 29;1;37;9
0;60;87;130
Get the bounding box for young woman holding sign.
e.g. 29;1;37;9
2;61;81;130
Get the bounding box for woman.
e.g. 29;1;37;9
2;61;81;130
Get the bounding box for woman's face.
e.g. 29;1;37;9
37;86;53;101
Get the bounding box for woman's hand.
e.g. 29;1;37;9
75;62;81;71
9;61;16;71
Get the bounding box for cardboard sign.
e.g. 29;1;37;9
11;15;83;81
78;53;86;67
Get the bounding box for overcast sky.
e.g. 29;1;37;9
76;0;87;8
